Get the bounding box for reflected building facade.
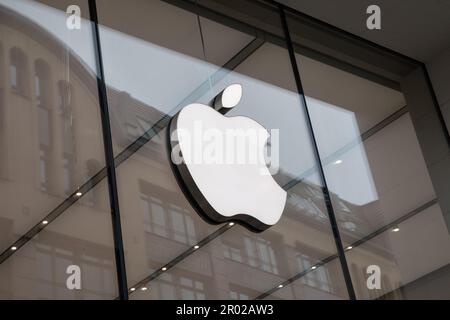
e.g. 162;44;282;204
0;0;449;300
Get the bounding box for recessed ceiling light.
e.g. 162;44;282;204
42;220;48;225
228;222;235;226
141;287;148;291
161;267;167;271
130;288;136;292
194;245;200;250
75;191;83;197
11;246;17;251
333;159;343;165
392;227;400;232
311;266;317;270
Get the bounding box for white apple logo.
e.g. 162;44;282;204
169;84;286;232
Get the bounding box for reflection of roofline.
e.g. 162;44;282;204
0;4;98;95
0;4;167;145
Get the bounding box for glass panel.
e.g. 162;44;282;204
346;203;450;299
0;0;118;299
0;0;107;251
96;0;349;299
287;15;450;299
0;180;118;299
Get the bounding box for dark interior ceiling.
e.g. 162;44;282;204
278;0;450;62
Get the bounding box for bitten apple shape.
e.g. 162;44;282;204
169;84;286;232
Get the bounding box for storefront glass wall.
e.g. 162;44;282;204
0;0;448;300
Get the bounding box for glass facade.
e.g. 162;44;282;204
0;0;449;300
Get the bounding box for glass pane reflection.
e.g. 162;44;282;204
0;0;119;300
289;17;450;299
346;203;450;299
0;180;117;299
0;0;107;254
96;0;348;299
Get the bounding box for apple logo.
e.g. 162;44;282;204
168;84;286;232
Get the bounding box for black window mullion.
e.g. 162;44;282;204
88;0;129;300
277;3;356;300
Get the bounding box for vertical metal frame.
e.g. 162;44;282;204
88;0;129;300
277;4;357;299
421;65;450;146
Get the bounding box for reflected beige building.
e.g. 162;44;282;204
0;0;449;300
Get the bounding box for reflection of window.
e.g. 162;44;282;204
139;182;197;244
170;205;196;244
61;102;75;154
230;290;249;300
85;159;102;207
0;88;7;178
223;244;243;263
62;120;74;194
0;43;4;88
289;187;328;221
58;81;75;195
180;276;205;300
34;60;54;192
244;237;279;274
34;60;51;105
154;273;206;300
38;105;53;191
297;254;332;292
38;106;52;147
35;243;115;299
62;155;74;195
58;80;71;114
142;196;167;237
0;90;6;173
39;144;51;191
229;284;255;300
0;44;4;127
10;47;28;95
224;239;279;272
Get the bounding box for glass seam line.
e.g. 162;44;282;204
88;0;128;300
278;4;356;300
